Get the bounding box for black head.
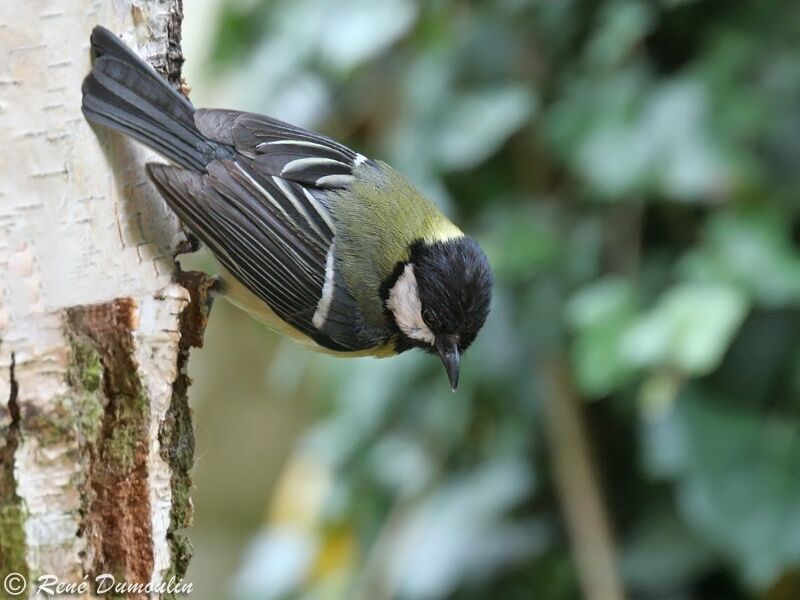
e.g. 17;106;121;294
384;237;493;390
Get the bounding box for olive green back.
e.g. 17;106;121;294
329;161;462;327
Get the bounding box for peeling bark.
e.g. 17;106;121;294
0;1;207;595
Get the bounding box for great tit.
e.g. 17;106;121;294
81;26;493;390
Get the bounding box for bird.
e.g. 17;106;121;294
81;26;493;390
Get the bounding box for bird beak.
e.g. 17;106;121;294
436;336;460;391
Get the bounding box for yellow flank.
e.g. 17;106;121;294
219;264;397;357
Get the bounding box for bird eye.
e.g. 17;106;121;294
422;308;435;325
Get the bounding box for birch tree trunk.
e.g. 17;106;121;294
0;2;210;596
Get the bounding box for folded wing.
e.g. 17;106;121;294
194;108;369;189
148;157;381;352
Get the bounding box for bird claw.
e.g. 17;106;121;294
171;232;201;257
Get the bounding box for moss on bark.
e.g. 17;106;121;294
67;299;155;586
0;354;27;582
159;269;214;587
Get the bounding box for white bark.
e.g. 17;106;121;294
0;1;207;595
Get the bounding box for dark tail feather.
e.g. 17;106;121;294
81;26;218;171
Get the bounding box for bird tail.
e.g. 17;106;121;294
81;25;217;172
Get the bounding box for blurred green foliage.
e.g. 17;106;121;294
188;0;800;598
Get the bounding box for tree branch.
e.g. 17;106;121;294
540;354;626;600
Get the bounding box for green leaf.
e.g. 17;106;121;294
586;1;656;69
315;0;418;72
682;210;800;307
643;392;800;589
480;206;561;283
566;278;639;397
386;461;544;599
576;79;730;200
434;86;536;171
622;283;748;376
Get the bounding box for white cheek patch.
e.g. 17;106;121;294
386;264;435;345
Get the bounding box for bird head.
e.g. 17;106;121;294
385;237;493;390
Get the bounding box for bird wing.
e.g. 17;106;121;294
147;158;383;352
194;108;367;190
